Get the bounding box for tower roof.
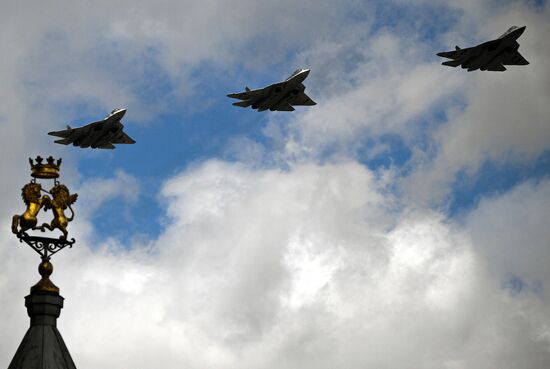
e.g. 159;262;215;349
8;287;77;368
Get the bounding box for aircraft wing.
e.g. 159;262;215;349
290;90;316;106
110;130;136;144
501;47;529;65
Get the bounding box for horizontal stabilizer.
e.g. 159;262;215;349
271;102;295;111
97;143;115;149
232;100;252;108
437;50;458;58
54;138;72;145
48;130;69;138
227;92;248;99
442;60;461;67
487;64;506;72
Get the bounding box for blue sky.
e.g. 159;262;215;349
75;10;548;240
1;1;549;368
66;0;541;240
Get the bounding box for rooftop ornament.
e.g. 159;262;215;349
11;155;78;294
8;155;78;369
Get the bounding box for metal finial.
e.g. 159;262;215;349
30;259;59;294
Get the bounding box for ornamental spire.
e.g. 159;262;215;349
11;155;78;293
8;156;78;369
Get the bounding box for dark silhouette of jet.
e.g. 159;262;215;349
48;108;135;149
437;26;529;72
227;69;316;111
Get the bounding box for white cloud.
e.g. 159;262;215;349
0;0;549;368
75;169;140;217
466;178;550;298
3;162;550;368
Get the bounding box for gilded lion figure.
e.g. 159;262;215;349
39;184;78;239
12;182;50;235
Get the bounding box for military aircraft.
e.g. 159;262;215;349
437;26;529;72
227;68;316;111
48;108;136;149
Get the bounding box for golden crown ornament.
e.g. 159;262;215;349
11;156;78;294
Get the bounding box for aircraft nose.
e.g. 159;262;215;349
295;68;310;82
114;108;127;118
516;26;526;36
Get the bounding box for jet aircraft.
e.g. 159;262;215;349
227;69;316;111
437;26;529;72
48;108;136;149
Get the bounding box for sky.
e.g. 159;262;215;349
0;0;549;368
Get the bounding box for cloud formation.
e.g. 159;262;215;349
0;0;548;368
4;162;549;368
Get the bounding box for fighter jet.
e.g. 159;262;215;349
48;108;136;149
227;68;316;111
437;26;529;72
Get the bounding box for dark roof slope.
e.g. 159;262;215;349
8;292;76;369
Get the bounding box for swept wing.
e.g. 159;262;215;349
501;47;529;65
110;130;136;144
288;89;316;106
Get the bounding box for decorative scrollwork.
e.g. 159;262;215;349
17;232;75;260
